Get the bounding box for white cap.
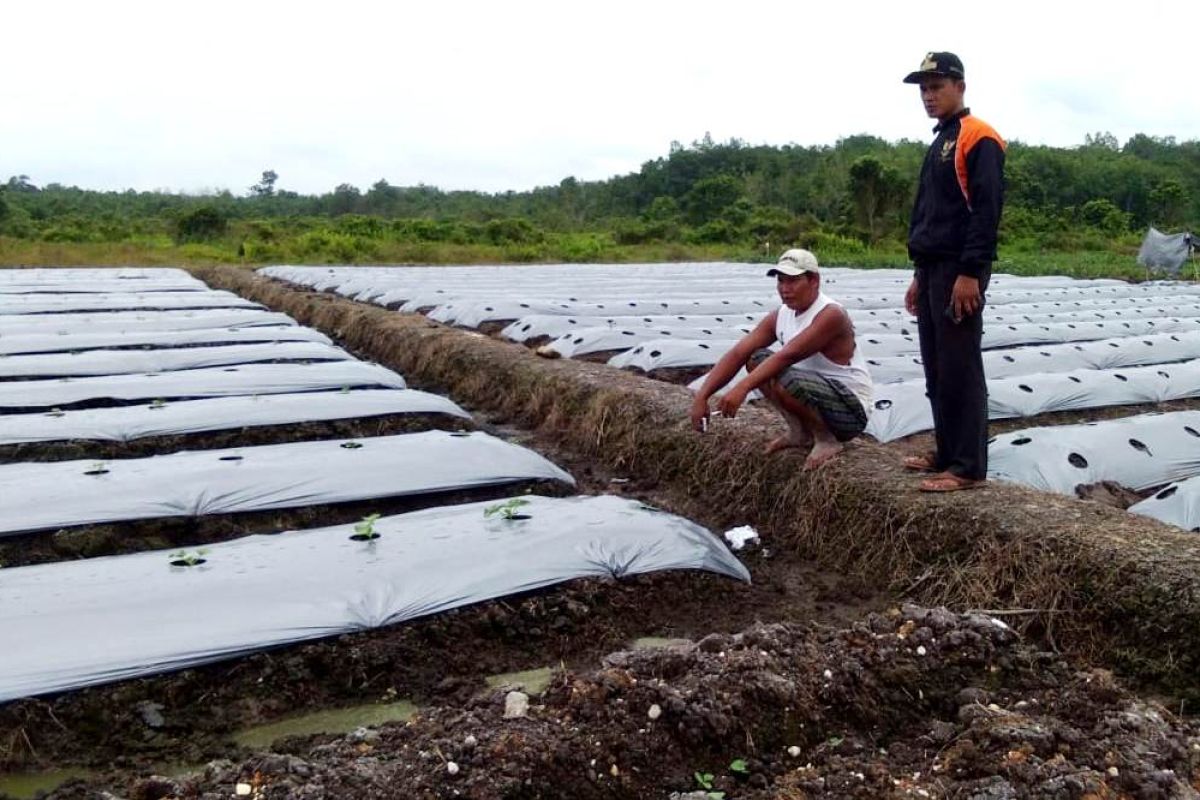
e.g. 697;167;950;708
767;248;819;277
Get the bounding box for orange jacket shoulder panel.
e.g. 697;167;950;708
954;116;1006;205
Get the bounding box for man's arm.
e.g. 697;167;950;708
736;306;847;393
690;311;778;431
714;305;848;420
959;137;1005;276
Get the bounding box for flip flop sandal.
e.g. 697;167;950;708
919;474;985;493
903;452;939;472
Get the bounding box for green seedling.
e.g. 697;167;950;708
84;461;109;476
484;498;531;520
352;513;382;541
729;758;749;775
693;772;724;799
149;398;167;409
45;407;66;418
169;548;209;567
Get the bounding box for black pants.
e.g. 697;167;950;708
914;261;991;480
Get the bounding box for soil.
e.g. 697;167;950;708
41;605;1200;799
1075;480;1152;510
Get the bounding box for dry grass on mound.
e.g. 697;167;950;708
192;264;1200;699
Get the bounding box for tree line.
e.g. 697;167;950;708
0;131;1195;265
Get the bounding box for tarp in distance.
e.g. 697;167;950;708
429;298;776;328
0;431;575;536
0;341;353;378
500;313;767;343
0;308;298;336
0;291;262;315
1138;227;1195;274
542;325;756;359
0;267;195;283
0;389;468;447
867;330;1200;384
0;495;748;702
609;339;743;371
0;278;209;294
988;411;1200;495
0;361;407;409
0;325;332;356
867;359;1200;442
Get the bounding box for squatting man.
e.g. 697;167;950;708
689;249;874;469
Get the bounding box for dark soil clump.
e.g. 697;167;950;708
49;606;1200;799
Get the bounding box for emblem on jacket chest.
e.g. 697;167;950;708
940;138;957;162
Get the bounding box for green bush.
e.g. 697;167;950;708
745;206;796;242
484;218;543;245
801;230;867;256
291;230;379;263
174;205;229;243
41;224;98;243
239;239;285;262
612;218;677;245
335;215;386;239
391;218;477;244
1079;199;1132;236
687;219;741;244
557;233;610;262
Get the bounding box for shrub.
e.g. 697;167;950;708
291;230;379;263
484;218;544;245
335;214;386;239
687;219;741;244
801;230;866;256
557;233;610;263
174;205;229;243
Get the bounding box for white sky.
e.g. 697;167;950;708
4;0;1198;195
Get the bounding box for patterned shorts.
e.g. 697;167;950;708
749;349;868;442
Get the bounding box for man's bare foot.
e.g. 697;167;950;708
765;434;812;454
804;439;843;470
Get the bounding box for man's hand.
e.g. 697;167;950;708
689;396;711;433
951;275;982;320
905;276;919;317
716;385;749;420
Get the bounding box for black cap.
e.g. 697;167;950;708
902;52;965;84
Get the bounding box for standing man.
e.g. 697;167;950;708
901;52;1005;492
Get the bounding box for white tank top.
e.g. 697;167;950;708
774;292;874;410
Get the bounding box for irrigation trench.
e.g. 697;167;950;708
193;264;1200;700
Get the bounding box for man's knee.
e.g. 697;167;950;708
746;347;773;370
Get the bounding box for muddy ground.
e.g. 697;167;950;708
42;606;1200;799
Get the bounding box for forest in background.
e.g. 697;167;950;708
0;131;1196;278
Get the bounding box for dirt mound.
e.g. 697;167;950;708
68;606;1199;799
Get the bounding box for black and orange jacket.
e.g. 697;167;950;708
907;108;1006;277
